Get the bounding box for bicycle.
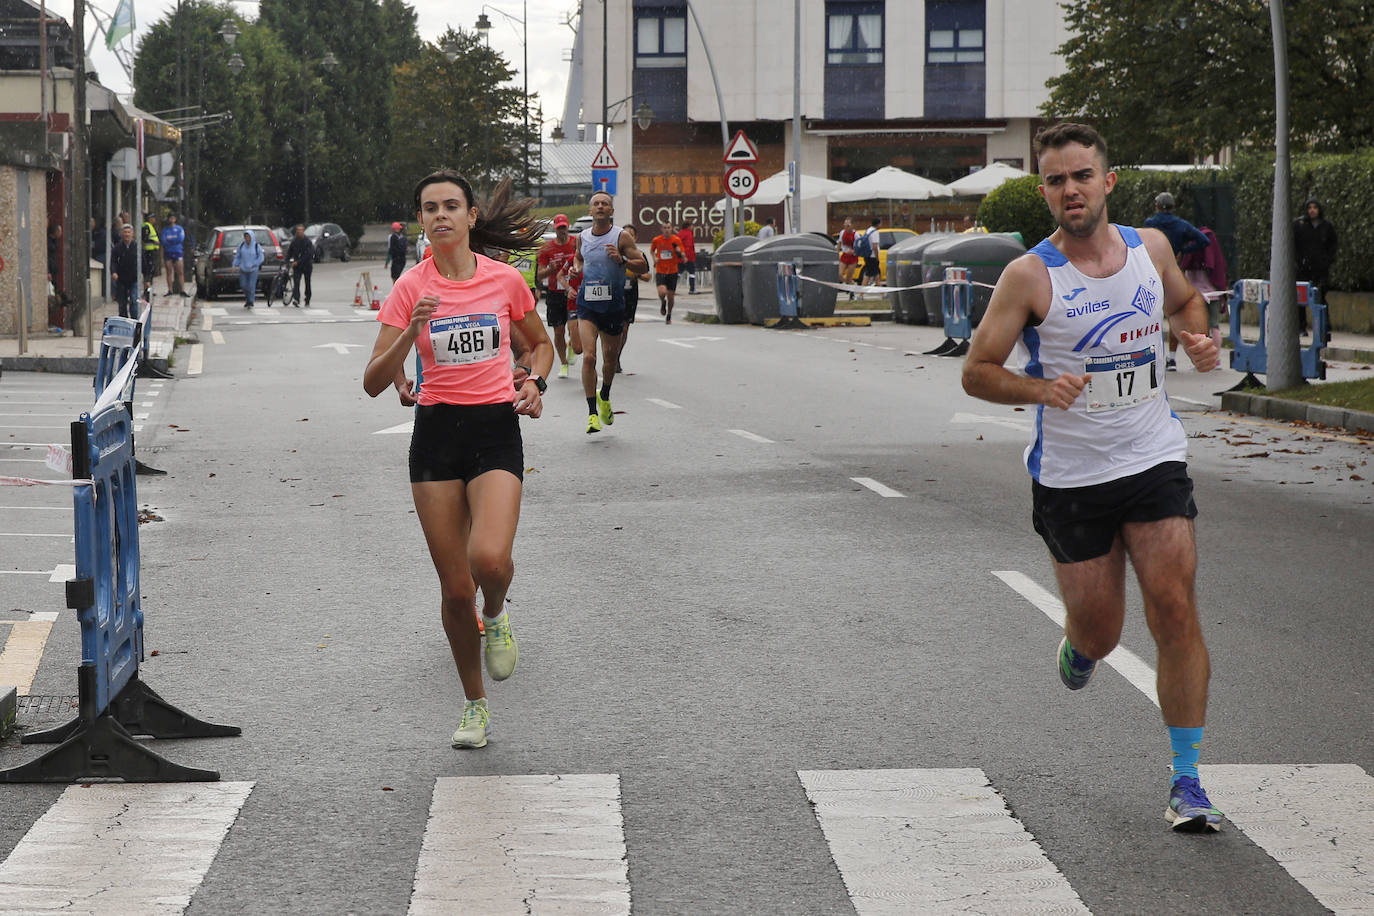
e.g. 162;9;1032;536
270;262;299;307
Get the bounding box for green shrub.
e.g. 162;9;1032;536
710;220;761;248
976;176;1055;248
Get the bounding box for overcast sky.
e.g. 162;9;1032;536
46;0;578;137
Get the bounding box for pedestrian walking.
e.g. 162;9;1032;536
232;231;264;308
140;215;161;300
363;170;553;750
574;190;648;433
961;121;1225;833
110;224;138;319
162;214;187;296
1293;198;1337;335
385;221;409;285
286;225;314;307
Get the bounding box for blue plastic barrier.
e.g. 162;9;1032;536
1228;279;1328;383
929;267;973;356
773;258;806;329
0;402;238;783
95;315;141;400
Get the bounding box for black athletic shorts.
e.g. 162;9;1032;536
655;272;679;292
545;290;570;327
409;403;524;484
579;307;625;337
624;280;639;323
1031;460;1197;563
861;256;880;278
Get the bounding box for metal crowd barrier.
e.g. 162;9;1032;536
0;313;239;783
1228;279;1328;388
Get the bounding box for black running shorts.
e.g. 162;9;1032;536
409;403;524;484
579;307;625;337
624;280;639;323
1031;461;1197;563
545;290;570;327
655;272;679;292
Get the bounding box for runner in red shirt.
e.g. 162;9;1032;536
837;216;859;300
650;222;687;324
537;214;580;378
676;217;698;294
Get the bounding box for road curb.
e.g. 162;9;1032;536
1220;390;1374;435
0;685;15;741
0;354;171;375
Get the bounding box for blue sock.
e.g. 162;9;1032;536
1169;726;1204;783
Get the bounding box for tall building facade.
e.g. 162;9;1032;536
564;0;1069;241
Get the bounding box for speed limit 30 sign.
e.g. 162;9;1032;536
724;165;759;200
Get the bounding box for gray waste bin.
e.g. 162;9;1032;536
920;233;1027;326
741;234;840;323
887;233;954;324
710;236;755;324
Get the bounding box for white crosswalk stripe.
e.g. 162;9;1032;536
1;766;1372;912
800;768;1089;915
0;782;254;914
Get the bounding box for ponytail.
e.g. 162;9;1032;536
412;170;548;254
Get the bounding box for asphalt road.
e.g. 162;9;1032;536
1;260;1371;915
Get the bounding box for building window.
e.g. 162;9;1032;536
635;10;687;69
827;5;883;66
926;1;984;63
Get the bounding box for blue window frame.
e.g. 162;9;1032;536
635;7;687;70
926;1;985;64
827;3;884;66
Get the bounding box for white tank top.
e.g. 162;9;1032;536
1020;225;1187;487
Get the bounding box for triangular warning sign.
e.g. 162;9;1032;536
591;143;619;169
723;130;759;163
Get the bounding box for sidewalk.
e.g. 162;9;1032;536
1;293;192;375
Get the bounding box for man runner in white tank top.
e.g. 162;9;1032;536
962;123;1226;833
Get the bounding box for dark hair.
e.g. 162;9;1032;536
1034;122;1109;168
412;169;547;252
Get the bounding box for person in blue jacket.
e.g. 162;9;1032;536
1145;193;1209;369
161;214;187;297
232;231;265;309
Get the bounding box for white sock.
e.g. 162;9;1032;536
482;608;506;624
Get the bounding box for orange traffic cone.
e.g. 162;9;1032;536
370;283;381;310
352;279;363;306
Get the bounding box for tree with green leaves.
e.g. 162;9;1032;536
383;28;541;215
1043;1;1374;164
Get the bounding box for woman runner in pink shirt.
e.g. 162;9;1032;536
364;171;553;749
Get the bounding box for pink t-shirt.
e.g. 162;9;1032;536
377;254;534;406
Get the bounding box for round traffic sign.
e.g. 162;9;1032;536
724;165;759;200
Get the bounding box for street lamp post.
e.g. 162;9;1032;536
475;3;529;195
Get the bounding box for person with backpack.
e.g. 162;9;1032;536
232;231;265;309
856;217;882;286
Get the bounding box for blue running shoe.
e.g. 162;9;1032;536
1166;775;1223;832
1057;636;1097;690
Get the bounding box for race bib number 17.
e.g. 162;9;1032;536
1084;347;1159;412
430;313;501;366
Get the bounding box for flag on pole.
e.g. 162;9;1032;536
106;0;135;50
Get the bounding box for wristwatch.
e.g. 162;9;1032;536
531;374;547;394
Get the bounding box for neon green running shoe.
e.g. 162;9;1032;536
597;394;614;425
484;612;518;681
1057;636;1097;690
586;413;602;434
451;698;489;749
557;362;569;378
566;344;577;364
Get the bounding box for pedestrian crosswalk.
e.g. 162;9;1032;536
0;764;1370;914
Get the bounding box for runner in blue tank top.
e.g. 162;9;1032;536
962;122;1227;834
573;190;647;433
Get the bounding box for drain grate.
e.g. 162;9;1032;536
16;695;79;719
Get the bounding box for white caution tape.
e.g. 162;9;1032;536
795;274;999;295
0;476;94;487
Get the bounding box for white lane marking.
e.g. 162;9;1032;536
850;477;905;498
0;782;255;914
1171;395;1210;407
992;569;1160;707
50;564;75;582
374;420;414;435
728;429;774;444
205;307;228;316
0;613;57;694
409;774;630;916
314;342;365;354
660;340;696;348
141;401;155;407
800;768;1090;916
646;398;681;409
0;532;71;538
0;425;67;430
1205;764;1374;915
303;308;334;316
135;412;150;420
211;330;225;345
0;458;47;464
951;411;1034;432
188;343;204;376
0;413;73;418
201;313;214;331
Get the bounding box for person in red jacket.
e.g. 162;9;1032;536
677;217;698;293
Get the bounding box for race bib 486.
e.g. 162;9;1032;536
429;313;501;366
